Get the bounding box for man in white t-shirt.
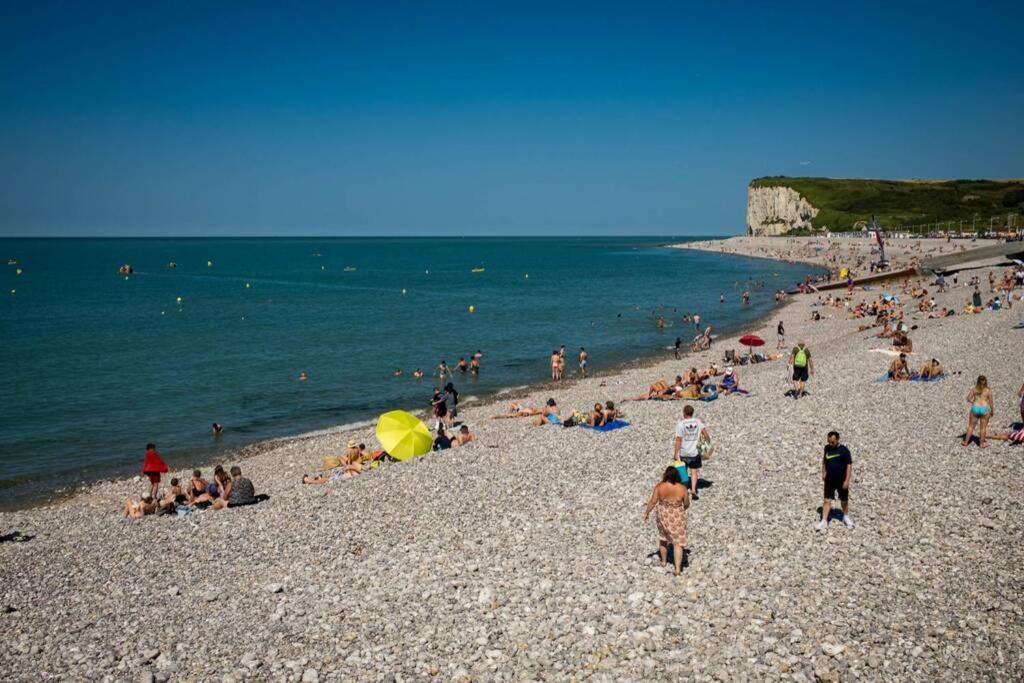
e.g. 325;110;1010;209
673;404;710;499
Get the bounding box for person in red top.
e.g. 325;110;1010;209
142;443;168;499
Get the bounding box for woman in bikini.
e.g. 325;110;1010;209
587;402;604;427
963;375;994;448
187;470;208;504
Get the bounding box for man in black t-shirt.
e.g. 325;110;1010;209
816;430;853;532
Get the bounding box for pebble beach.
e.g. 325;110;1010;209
2;237;1023;682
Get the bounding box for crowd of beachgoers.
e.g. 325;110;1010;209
3;236;1023;681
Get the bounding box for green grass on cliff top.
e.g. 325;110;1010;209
750;177;1024;231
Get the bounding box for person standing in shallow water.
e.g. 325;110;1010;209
644;466;690;576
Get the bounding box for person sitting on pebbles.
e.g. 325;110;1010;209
212;466;257;509
918;358;944;379
158;478;187;510
718;367;740;394
601;401;619;424
888;353;911;381
533;398;563;426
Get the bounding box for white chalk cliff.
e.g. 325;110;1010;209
746;185;819;236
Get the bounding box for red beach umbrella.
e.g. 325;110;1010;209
738;334;765;357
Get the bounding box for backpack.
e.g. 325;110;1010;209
794;346;808;368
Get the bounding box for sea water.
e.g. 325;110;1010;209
0;237;813;504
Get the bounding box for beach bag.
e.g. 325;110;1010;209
794;347;808;368
697;436;714;462
321;456;342;470
672;462;690;485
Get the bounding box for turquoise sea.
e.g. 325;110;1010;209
0;237;814;506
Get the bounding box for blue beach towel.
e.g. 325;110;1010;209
582;419;630;432
909;374;945;382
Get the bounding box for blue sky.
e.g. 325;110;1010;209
1;1;1022;236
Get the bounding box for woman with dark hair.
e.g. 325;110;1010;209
431;388;447;429
443;382;459;425
643;466;690;576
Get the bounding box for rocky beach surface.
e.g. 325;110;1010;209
2;239;1023;681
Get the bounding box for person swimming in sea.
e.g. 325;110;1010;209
457;357;469;373
299;372;308;381
470;356;479;374
212;423;224;436
393;369;404;377
413;368;424;379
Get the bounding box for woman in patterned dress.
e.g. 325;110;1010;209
643;467;690;576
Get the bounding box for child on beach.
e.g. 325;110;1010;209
141;443;168;500
816;431;853;532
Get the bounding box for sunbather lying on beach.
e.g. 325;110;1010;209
987;428;1024;443
491;402;544;419
623;380;700;401
124;496;157;519
451;424;475;447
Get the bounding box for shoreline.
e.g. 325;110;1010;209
1;248;818;512
3;235;1023;680
9;233;1009;512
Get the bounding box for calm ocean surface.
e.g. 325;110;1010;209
0;237;813;503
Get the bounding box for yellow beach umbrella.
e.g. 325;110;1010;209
375;410;432;461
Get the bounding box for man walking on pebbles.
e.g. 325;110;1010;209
788;340;813;398
673;405;709;500
816;430;854;532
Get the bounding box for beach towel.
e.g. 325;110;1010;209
909;374;945;382
670;462;690;485
581;419;630;432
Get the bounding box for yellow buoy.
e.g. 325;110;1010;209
176;296;183;305
16;268;23;275
525;273;529;279
10;289;15;295
245;282;251;289
468;305;475;313
402;288;407;295
207;260;213;268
